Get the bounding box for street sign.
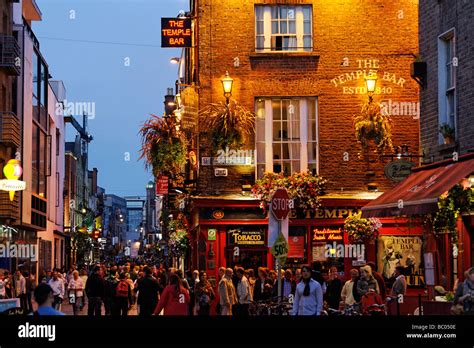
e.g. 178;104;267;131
271;233;289;265
156;176;169;195
271;188;293;220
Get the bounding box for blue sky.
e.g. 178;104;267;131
34;0;188;196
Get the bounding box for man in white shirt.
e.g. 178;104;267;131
48;271;65;310
235;267;251;316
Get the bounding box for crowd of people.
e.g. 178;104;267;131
1;261;473;316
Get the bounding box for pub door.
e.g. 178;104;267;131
225;247;267;273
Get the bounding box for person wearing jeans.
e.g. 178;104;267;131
85;266;105;316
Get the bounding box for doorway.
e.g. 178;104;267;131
225;248;267;273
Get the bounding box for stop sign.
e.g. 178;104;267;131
271;188;292;220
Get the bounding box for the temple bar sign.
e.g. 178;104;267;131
161;18;192;47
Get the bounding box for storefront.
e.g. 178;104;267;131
191;194;425;287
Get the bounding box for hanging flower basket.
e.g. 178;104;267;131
344;212;382;243
252;171;327;213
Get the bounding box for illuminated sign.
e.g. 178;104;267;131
228;229;265;246
289;208;361;219
313;228;343;241
0;160;26;201
212;210;224;219
161;18;192;48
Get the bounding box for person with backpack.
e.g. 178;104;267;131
115;273;133;316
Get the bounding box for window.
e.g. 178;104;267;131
438;29;456;143
256;97;318;178
255;5;312;52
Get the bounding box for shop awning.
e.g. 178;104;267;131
362;155;474;218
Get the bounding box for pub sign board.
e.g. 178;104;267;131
161;18;192;48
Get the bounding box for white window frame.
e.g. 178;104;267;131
255;97;319;178
255;5;313;52
438;28;456;144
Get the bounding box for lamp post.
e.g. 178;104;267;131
364;74;378;103
221;71;234;105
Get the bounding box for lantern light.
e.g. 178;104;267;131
365;74;378;96
221;71;234;104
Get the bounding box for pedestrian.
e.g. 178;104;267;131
68;271;84;316
325;266;343;309
195;271;215;316
247;269;256;300
24;272;36;313
85;266;105;316
235;267;251;316
357;265;380;298
13;270;27;312
47;271;64;311
4;272;13;298
459;267;474;315
115;273;133;316
388;266;407;300
218;268;237;315
30;283;65;316
253;267;273;302
0;273;5;299
292;265;323;316
104;266;118;315
153;273;190;316
367;262;386;299
135;266;160;316
79;269;88;310
273;269;296;300
187;270;199;315
311;262;327;294
295;268;302;284
341;269;359;307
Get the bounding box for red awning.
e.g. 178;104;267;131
362;155;474;218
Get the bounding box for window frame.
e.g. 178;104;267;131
255;97;319;179
437;28;456;144
255;5;313;53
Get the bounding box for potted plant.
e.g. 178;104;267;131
354;101;393;155
199;100;255;152
139;114;187;177
344;212;382;243
439;123;455;144
410;54;427;86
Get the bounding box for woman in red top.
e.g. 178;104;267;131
153;273;190;316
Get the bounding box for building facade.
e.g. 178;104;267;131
183;0;422;290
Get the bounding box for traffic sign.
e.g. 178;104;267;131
271;232;288;265
270;188;293;220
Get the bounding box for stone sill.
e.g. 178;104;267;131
249;51;320;59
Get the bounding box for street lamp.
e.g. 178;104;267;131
170;57;180;64
221;71;234;105
365;74;377;102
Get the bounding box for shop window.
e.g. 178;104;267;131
256;97;318;178
255;5;312;52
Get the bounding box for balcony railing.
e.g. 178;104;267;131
0;111;21;148
0;34;21;76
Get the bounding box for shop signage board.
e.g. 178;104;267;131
207;228;217;241
156;176;169;195
181;87;198;132
228;228;265;246
288;235;305;258
384;160;416;182
161;18;192;48
313;228;343;241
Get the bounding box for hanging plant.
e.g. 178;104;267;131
252;171;327;213
354;101;393;155
168;214;190;257
344;212;382;243
200;100;255;152
139;114;187;176
432;184;474;244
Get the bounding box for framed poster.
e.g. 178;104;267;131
377;235;423;285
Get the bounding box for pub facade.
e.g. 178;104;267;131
178;0;423;292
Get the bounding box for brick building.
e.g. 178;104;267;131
179;0;423;290
363;0;474;302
